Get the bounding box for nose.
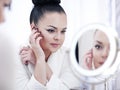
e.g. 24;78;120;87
102;48;109;59
54;33;61;40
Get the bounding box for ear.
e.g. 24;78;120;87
30;23;36;31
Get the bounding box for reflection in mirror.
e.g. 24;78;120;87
76;29;110;70
70;24;118;84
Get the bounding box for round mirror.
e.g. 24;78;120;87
70;24;119;84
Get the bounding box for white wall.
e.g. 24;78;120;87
0;0;116;52
0;0;117;88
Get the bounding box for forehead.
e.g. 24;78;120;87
0;0;11;4
94;30;109;44
38;12;67;28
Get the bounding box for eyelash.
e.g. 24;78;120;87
46;29;55;33
94;44;102;50
46;29;66;34
61;30;66;34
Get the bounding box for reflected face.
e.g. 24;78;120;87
37;12;67;53
0;0;11;23
93;30;110;69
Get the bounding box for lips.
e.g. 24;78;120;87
99;62;104;65
50;43;60;48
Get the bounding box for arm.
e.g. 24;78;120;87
20;47;81;90
29;29;48;85
17;29;52;90
19;28;81;89
15;59;47;90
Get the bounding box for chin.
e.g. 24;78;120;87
51;49;58;53
50;48;60;53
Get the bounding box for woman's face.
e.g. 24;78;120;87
37;12;67;53
0;0;11;23
93;30;110;69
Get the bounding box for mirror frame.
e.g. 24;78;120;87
70;23;119;83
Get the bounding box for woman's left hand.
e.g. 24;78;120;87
19;46;36;65
29;28;45;61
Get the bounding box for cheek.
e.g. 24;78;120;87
40;31;52;43
93;49;101;62
61;35;65;43
0;7;4;23
40;33;53;47
41;36;50;45
60;34;65;41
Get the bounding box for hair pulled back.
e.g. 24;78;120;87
30;0;66;25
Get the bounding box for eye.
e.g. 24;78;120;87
61;30;66;34
46;29;55;33
4;3;11;10
94;44;102;50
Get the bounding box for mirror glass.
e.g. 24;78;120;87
76;29;110;70
70;24;119;84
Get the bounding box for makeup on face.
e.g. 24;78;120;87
94;41;103;50
44;25;66;35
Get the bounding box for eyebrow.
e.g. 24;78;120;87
47;25;67;30
96;40;103;45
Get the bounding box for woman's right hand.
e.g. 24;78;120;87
83;49;93;70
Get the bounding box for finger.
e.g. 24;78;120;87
86;58;92;64
31;28;42;40
21;55;35;65
20;53;29;59
19;46;27;54
20;50;31;55
86;54;92;58
36;36;42;46
29;29;38;44
30;32;40;45
21;57;29;65
21;47;30;51
86;50;92;55
91;49;93;57
34;33;41;40
20;54;31;63
19;46;31;54
32;28;38;34
86;58;92;69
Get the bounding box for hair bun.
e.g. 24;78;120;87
32;0;61;6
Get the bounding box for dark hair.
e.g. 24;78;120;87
30;0;66;25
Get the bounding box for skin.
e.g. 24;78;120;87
37;12;67;60
20;12;67;85
84;30;110;69
93;30;109;69
0;0;11;23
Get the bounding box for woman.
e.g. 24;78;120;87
0;0;13;90
83;30;110;70
17;0;81;90
79;30;115;90
0;0;11;23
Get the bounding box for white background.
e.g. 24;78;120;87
0;0;119;88
0;0;117;54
